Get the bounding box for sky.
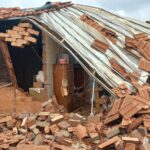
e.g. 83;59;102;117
0;0;150;21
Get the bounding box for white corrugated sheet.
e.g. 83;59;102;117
28;4;150;95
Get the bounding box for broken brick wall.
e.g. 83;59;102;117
0;19;43;91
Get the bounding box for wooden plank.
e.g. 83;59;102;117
53;64;74;111
98;136;120;149
127;117;143;131
143;119;150;128
0;116;12;124
0;41;17;86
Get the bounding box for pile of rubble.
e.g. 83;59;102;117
0;23;39;47
0;83;150;149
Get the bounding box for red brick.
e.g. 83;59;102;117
122;137;139;143
17;144;49;150
19;31;30;36
139;58;150;71
110;58;127;77
0;116;12;124
7;30;21;38
13;26;25;32
27;28;39;36
104;126;120;138
119;96;143;119
86;123;99;140
138;86;150;100
143;118;150;128
91;39;108;52
24;36;37;43
74;124;88;140
5;37;16;42
50;124;59;134
18;23;32;28
0;33;10;38
125;36;137;48
108;99;122;117
127;117;143;131
102;28;117;37
134;33;148;39
104;114;120;125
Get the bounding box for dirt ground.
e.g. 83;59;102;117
0;87;43;114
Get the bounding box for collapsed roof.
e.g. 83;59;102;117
28;4;150;94
1;2;150;95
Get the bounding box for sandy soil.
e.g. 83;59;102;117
0;87;43;114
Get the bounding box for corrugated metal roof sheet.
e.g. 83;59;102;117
28;4;150;94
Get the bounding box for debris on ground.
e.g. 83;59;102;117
0;83;150;150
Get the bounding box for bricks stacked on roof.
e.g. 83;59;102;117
80;14;118;45
0;23;39;47
91;39;108;53
125;33;150;71
80;13;150;78
0;2;72;20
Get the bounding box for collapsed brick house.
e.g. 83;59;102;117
1;2;150;149
0;2;150;112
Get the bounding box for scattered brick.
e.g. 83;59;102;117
17;144;50;150
58;121;71;130
0;116;12;123
91;39;108;52
104;113;120;124
0;33;10;38
19;31;30;36
139;58;150;71
127;117;143;132
125;143;136;150
50;114;64;124
108;99;122;117
74;124;88;140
